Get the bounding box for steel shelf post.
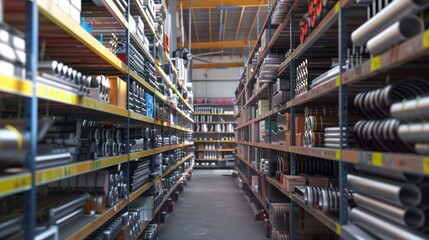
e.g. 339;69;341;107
338;7;349;227
24;0;38;239
289;11;297;240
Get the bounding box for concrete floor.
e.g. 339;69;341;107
158;170;267;240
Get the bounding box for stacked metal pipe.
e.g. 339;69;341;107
300;0;335;43
352;0;427;55
271;0;293;25
269;203;290;239
39;60;102;97
295;59;309;96
391;94;429;154
296;155;338;177
259;55;284;82
348;166;428;239
141;224;159;240
304;186;353;213
128;80;147;115
273;78;290;107
304;106;342;147
37;194;90;227
353;79;429;153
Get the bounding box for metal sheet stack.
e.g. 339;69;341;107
258;55;284;83
142;0;156;27
0;23;26;78
123;158;151;192
128;80;147;115
272;78;290;107
353;80;429;153
348;166;427;239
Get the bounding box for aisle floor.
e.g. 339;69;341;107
158;170;267;240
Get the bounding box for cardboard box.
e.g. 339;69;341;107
309;176;329;187
283;175;306;192
108;77;127;109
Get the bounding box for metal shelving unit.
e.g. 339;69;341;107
234;0;429;239
1;0;194;238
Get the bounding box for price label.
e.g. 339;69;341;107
371;55;382;72
335;150;341;160
335;1;340;13
372;152;383;167
423;29;429;49
336;224;341;235
335;76;341;87
423;157;429;174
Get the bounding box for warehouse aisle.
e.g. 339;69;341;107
159;170;266;240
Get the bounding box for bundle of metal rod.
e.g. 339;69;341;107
38;60;92;96
296;155;338;177
353;119;414;152
271;0;293;25
354;79;429;119
142;224;159;240
0;22;26;78
295;59;309;96
0;216;23;239
351;0;429;48
324;127;355;148
37;194;89;226
123;158;151;192
86;214;123;240
309;65;340;89
129;44;146;73
304;186;354;213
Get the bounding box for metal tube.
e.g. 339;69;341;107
350;207;427;240
398;123;429;143
367;16;422;55
391;95;429;122
354;165;424;183
351;0;429;46
354;193;425;228
347;173;421;207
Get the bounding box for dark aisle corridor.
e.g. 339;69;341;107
158;170;266;240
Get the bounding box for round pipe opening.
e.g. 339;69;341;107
399;17;422;38
399;184;421;206
404;208;425;229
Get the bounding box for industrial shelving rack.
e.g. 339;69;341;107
192;99;236;169
234;0;429;239
1;0;194;239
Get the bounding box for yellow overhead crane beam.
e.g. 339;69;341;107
193;62;244;69
179;0;269;8
182;40;257;49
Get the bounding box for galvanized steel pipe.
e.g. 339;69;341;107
350;207;427;240
351;0;429;46
367;16;422;55
353;193;425;228
347;173;421;207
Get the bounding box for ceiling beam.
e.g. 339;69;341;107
221;10;228;58
232;7;245;56
242;1;263;56
185;40;257;49
209;8;212;52
193;62;244;69
179;0;268;9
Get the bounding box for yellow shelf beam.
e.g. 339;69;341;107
37;0;128;73
193;62;244;69
185;40;257;49
179;0;269;8
0;173;32;198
